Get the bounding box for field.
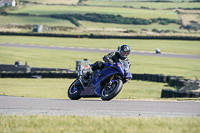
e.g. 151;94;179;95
79;21;182;32
1;116;199;133
9;5;178;19
86;1;200;9
1;0;199;35
27;0;79;4
0;16;75;27
180;14;200;25
0;16;184;34
23;0;200;9
0;16;181;32
86;0;193;2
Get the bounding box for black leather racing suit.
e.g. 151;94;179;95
77;51;131;86
102;51;131;68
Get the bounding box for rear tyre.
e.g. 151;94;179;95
101;79;123;101
68;79;82;100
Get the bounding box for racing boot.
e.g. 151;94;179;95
91;69;100;77
75;72;91;88
81;71;92;85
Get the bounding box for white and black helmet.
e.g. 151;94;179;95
119;45;131;58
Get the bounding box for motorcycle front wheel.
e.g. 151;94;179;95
101;79;123;101
68;79;82;100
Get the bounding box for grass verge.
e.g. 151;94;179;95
0;116;199;133
0;79;173;99
0;46;200;79
0;36;200;55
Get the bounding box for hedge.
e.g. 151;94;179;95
1;32;200;40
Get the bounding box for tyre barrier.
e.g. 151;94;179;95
132;74;200;98
0;72;78;79
132;74;167;83
161;89;199;98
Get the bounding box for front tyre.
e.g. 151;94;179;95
68;79;82;100
101;79;123;101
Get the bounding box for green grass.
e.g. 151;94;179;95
86;1;200;9
0;15;183;33
0;45;200;79
133;55;200;80
117;80;171;99
0;79;172;99
79;20;181;31
87;0;192;2
25;0;79;4
0;116;199;133
0;36;200;55
0;16;75;27
9;5;178;19
0;46;102;70
0;79;69;99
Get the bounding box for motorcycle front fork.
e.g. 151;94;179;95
107;75;115;88
78;76;86;90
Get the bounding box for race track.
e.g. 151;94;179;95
1;43;200;59
0;96;200;117
1;43;200;117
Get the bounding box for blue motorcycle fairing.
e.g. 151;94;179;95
93;67;119;96
80;62;131;97
80;67;119;97
79;84;100;97
126;71;132;80
104;63;125;76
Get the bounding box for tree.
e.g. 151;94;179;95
159;21;169;25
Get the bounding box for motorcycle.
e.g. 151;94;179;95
68;60;132;101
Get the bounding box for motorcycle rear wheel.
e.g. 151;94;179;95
101;79;123;101
68;79;82;100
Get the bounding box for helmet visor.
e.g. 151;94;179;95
120;51;130;57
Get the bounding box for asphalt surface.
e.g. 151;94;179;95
0;96;200;117
1;43;200;59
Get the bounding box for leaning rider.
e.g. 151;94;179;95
79;45;131;86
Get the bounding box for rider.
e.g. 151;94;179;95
102;44;131;68
80;45;131;84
